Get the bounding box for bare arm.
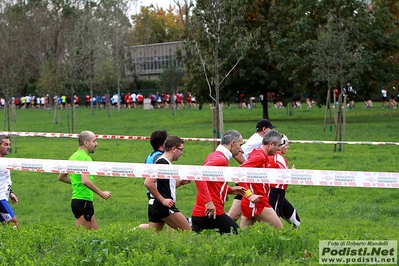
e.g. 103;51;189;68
58;173;71;184
144;177;175;208
176;179;191;188
9;192;18;204
81;174;111;200
144;177;165;202
233;153;245;164
230;186;246;196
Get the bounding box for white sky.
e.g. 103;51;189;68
136;0;174;9
130;0;176;15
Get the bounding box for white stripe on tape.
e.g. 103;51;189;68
1;131;399;145
1;158;398;189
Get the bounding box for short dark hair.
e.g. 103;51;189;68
165;136;184;150
150;130;168;150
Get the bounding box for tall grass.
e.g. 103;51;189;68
1;102;398;265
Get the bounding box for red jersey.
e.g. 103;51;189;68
269;152;288;190
124;94;132;103
239;148;277;218
176;93;183;103
238;148;271;198
192;150;233;217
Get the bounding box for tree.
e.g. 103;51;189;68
312;14;365;97
355;0;399;96
222;0;296;119
0;2;30;131
95;0;133;112
158;66;185;115
185;0;259;138
130;4;185;45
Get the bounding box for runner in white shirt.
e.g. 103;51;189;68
131;93;137;109
269;135;301;228
40;96;45;109
0;135;19;227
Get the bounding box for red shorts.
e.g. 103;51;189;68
241;196;271;218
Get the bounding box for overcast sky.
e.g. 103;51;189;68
130;0;176;15
136;0;174;9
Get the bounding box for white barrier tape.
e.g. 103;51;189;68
1;131;399;146
1;158;398;189
291;140;399;146
0;131;211;142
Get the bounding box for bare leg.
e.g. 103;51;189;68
10;216;19;227
149;222;165;232
227;199;242;222
138;224;150;229
240;216;256;228
76;215;99;230
255;208;283;229
162;212;191;231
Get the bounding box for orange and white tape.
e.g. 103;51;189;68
1;158;398;189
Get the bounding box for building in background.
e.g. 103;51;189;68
127;41;184;80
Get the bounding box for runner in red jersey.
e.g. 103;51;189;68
186;92;192;109
268;135;301;228
238;129;283;229
191;130;245;234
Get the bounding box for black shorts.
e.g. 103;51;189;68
191;213;239;234
268;187;286;216
234;195;243;200
71;199;94;222
148;198;180;223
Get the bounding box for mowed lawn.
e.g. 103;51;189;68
1;101;398;265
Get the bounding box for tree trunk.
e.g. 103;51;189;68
11;102;17;153
90;88;94;115
66;105;70;133
71;89;76;133
214;31;223;142
261;87;270;119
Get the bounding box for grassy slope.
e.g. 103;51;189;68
1;102;399;265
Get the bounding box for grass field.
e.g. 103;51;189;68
1;101;398;265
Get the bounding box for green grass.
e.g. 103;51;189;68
1;102;399;265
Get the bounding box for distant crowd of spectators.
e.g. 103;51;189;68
77;92;199;110
0;95;50;109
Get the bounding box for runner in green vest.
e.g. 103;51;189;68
58;130;111;230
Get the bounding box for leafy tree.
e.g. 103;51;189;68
222;0;291;119
0;2;30;130
355;0;399;98
130;5;184;44
228;0;399;121
312;11;366;96
185;0;259;138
